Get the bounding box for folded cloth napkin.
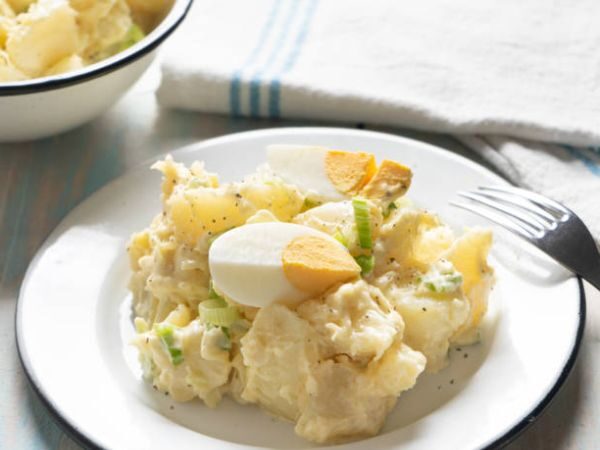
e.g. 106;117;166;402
158;0;600;240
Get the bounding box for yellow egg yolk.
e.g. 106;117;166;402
360;159;413;199
282;235;361;296
324;150;377;195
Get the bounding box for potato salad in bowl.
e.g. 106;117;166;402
0;0;171;81
127;145;495;444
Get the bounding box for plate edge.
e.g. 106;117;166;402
13;127;586;450
481;276;586;449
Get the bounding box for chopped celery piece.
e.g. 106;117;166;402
352;197;372;249
355;254;375;275
155;323;184;366
199;301;240;327
119;24;146;52
199;285;239;328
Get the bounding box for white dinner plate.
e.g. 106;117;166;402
16;128;585;450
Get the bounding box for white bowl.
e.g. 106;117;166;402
0;0;193;143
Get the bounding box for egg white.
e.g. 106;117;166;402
266;145;346;201
208;222;343;308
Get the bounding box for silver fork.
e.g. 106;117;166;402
451;185;600;291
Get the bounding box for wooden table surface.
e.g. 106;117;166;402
1;61;598;450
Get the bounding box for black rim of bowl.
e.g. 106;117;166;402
0;0;194;96
14;129;588;449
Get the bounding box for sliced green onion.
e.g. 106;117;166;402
200;299;228;309
383;202;398;218
119;24;146;52
199;302;240;327
200;284;239;328
333;228;349;247
355;254;375;275
155;323;174;344
424;281;437;293
352;197;372;249
421;272;463;294
155;323;184;366
208;283;227;304
218;328;232;350
168;348;184;365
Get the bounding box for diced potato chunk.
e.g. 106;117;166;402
374;208;441;276
6;0;79;77
5;0;33;14
80;0;132;62
296;342;424;443
241;304;320;420
445;228;494;344
44;54;83;75
0;0;15;17
0;49;26;81
297;280;403;363
125;0;172;31
385;285;469;372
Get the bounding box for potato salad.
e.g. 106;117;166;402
128;145;495;444
0;0;171;81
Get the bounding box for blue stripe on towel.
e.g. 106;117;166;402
229;0;283;118
562;145;600;176
249;0;301;118
268;0;319;119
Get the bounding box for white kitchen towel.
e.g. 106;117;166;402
157;0;600;239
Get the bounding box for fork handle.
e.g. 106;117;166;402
583;265;600;291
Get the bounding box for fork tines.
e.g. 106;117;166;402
450;186;570;241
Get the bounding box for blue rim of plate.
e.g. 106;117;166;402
14;128;587;449
0;0;194;96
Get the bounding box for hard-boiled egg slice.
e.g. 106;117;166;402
361;159;412;200
267;145;377;201
208;222;361;308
